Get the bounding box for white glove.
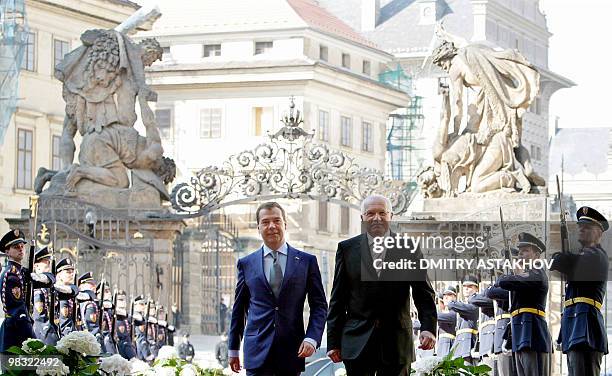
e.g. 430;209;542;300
116;308;127;316
132;313;143;321
30;273;50;284
54;284;72;294
103;301;112;309
77;292;91;301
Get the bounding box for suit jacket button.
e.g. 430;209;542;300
275;307;279;311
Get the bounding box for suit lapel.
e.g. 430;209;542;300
257;247;274;296
359;233;378;281
280;244;299;294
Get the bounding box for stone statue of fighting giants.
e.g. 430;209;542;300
35;16;175;207
418;26;545;198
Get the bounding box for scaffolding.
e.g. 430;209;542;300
379;65;425;183
0;0;28;144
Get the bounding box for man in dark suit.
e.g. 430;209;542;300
228;202;327;376
327;194;436;376
551;206;608;376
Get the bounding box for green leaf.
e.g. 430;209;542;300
5;346;26;355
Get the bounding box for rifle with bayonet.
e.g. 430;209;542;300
144;299;152;344
72;267;79;330
129;295;135;340
110;289;118;348
98;278;105;331
25;195;39;315
556;175;570;254
499;208;514;276
49;255;61;339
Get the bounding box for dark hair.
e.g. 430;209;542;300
256;202;286;224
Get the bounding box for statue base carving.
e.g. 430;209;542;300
414;192;548;221
39;169;163;210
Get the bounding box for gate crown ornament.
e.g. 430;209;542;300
170;98;416;217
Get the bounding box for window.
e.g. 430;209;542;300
340;206;350;235
255;41;273;55
362;121;373;152
155;109;173;139
22;32;35;71
318;110;329;142
342;53;350;69
200;108;222;138
203;44;221;57
318;201;328;231
51;135;61;171
362;60;371;76
319;45;328;62
53;39;70;68
340;116;352;147
17;129;33;190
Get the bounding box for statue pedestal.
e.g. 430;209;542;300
415;192;548;221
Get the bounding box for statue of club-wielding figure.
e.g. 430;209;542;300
419;25;544;197
35;28;175;201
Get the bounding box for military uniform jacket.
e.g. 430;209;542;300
78;291;100;336
497;268;551;353
115;315;136;360
469;292;496;357
57;284;79;336
486;285;512;354
447;297;479;358
33;284;60;345
436;310;457;357
134;314;151;360
551;245;608;354
178;342;195;360
0;261;53;351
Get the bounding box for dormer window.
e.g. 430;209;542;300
203;44;221;57
319;45;328;62
342;53;351;69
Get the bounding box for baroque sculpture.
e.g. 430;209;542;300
35;22;175;207
418;26;545;198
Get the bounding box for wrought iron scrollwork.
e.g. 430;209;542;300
171;98;414;216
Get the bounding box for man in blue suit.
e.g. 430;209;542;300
228;202;328;376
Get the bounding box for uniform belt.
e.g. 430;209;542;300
511;308;546;317
564;297;602;310
439;333;456;339
456;328;478;335
495;314;511;320
481;319;496;327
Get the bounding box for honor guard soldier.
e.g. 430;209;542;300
32;247;59;345
436;285;458;357
54;258;79;336
469;285;496;370
133;295;153;361
0;229;54;351
146;302;159;358
115;291;137;360
97;281;116;354
496;233;551;376
77;272;101;339
551;207;609;376
448;275;480;365
486;248;518;376
156;305;168;349
178;331;195;363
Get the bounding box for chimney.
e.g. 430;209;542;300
361;0;380;31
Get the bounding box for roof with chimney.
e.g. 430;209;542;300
144;0;378;50
315;0;474;54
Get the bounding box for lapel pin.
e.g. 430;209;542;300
295;256;300;260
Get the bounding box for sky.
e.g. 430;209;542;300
540;0;612;128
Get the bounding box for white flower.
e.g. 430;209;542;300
334;369;347;376
152;366;176;376
35;359;70;376
129;358;151;374
56;330;101;356
22;338;46;354
99;354;131;375
180;364;198;376
411;356;443;376
156;345;179;360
